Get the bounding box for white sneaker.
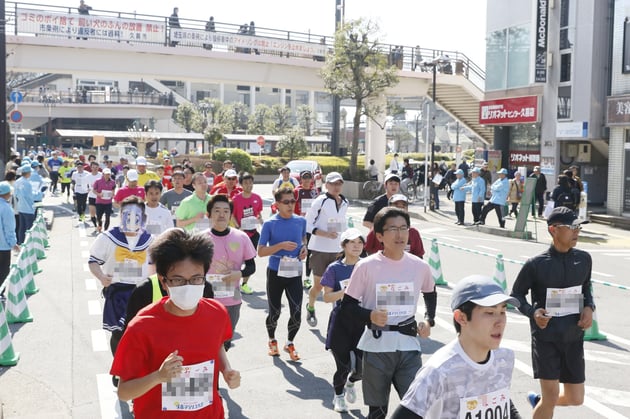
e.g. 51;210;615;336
345;381;357;404
333;394;348;413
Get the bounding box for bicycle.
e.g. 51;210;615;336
362;179;384;200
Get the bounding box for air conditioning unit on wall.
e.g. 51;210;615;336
576;143;591;163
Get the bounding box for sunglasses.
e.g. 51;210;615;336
226;177;237;181
279;199;297;205
552;224;582;231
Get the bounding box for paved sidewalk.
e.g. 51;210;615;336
350;189;630;248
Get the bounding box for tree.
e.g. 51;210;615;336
276;128;307;160
248;104;274;134
217;102;249;134
204;127;224;159
296;104;314;136
175;103;202;133
321;19;399;179
270;104;292;135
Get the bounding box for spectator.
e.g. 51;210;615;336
530;166;547;218
507;171;524;217
413;45;422;71
451;169;467;225
458;156;470;179
362;173;400;229
443;163;457;200
78;0;92;15
203;16;215;50
478;168;509;228
366;159;379;181
479;161;493;200
462;167;486;224
551;174;579;212
400;158;414;195
249;21;259;55
0;182;19;298
169;7;180;47
389;153;401;174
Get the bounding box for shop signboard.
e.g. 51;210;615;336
479;96;539;125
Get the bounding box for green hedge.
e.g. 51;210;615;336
213;148;253;173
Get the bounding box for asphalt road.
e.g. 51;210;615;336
1;184;629;418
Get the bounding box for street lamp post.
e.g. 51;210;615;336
331;0;345;156
414;113;421;153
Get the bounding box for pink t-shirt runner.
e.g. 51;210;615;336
345;251;434;325
92;177;117;204
231;192;263;237
206;228;257;306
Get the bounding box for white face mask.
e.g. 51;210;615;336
167;284;204;311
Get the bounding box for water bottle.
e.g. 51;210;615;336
348;217;354;228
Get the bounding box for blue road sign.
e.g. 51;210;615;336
10;110;23;123
10;92;23;104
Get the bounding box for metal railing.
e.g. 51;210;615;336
6;2;486;91
16;88;177;106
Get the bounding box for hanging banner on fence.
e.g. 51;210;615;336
171;28;328;57
17;8;166;42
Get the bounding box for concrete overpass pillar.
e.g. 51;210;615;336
308;91;315;110
249;86;256;113
185;81;192;101
280;88;286;107
290;91;297;114
365;95;387;180
219;83;225;103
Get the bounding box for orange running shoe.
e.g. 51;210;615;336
268;339;279;356
283;343;300;361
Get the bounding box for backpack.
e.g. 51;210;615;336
555;191;576;210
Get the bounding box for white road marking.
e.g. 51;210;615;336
79;225;87;238
604;253;630;257
604;331;630;347
88;300;101;316
519;255;531;260
513;354;627;418
96;373;127;419
91;330;109;352
418;227;448;234
585;386;630;408
476;245;500;251
439;236;461;242
85;278;97;291
591;270;613;278
81;250;90;258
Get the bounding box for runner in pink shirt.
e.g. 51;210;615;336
231;172;263;295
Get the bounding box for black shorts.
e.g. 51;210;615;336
532;337;585;383
88;197;97;206
247;231;260;248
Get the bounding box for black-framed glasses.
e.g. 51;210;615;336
279;199;297;205
553;224;582;231
164;275;206;287
383;225;409;234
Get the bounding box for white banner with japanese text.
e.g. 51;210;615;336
171;28;327;57
17;8;166;43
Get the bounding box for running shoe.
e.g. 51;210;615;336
268;339;279;356
306;303;318;327
79;214;85;222
345;381;357;404
240;283;253;295
527;391;541;408
303;278;313;289
333;394;348;412
283;343;300;361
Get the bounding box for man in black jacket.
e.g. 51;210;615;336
530;166;547;217
511;207;594;418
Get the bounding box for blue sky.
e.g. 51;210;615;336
41;0;488;67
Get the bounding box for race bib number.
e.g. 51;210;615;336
460;388;510;419
375;282;416;317
545;285;583;317
327;218;343;234
51;166;59;172
278;257;302;278
162;359;214;412
113;259;143;284
206;176;214;185
207;274;234;299
241;216;258;231
339;278;350;290
170;205;179;218
301;199;313;213
101;190;113;200
145;223;162;236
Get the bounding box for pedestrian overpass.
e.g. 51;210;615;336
5;2;492;145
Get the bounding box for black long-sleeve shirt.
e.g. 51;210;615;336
511;245;594;342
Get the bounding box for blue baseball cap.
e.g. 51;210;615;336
497;168;508;175
455;169;464;175
20;165;32;173
0;181;13;195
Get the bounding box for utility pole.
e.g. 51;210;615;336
331;0;344;156
0;0;8;178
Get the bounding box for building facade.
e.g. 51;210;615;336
485;0;612;206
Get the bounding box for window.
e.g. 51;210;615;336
485;29;507;91
558;86;572;119
560;53;571;82
623;18;630;73
486;25;530;91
